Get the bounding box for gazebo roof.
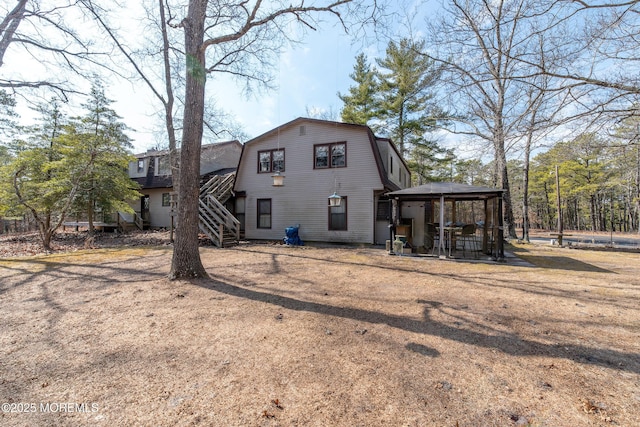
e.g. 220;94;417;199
387;182;503;200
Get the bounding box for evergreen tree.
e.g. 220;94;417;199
410;146;455;185
375;38;443;158
0;90;18;216
0;90;18;139
1;100;80;249
610;117;640;232
529;134;612;231
1;87;140;249
338;53;379;125
70;81;140;234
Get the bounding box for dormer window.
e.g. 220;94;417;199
157;156;170;175
137;159;145;173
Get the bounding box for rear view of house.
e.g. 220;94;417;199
233;118;410;244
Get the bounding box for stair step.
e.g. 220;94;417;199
198;171;240;248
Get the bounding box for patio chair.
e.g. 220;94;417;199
458;223;479;259
426;223;440;254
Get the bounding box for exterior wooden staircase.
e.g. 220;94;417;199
198;172;240;247
117;211;146;232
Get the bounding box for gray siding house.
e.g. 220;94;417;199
233;118;410;244
129;140;242;229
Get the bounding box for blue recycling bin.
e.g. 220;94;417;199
283;224;303;245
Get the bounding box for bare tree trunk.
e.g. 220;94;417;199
494;123;517;239
88;197;94;235
522;134;531;242
555;165;563;235
590;194;597;231
636;143;640;233
169;0;208;279
157;0;179;194
42;212;52;251
499;159;517;239
42;231;53;251
0;0;28;67
543;182;552;230
159;0;179;243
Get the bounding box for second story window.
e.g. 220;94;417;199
157;156;170;175
137;159;145;173
314;142;346;169
258;149;285;173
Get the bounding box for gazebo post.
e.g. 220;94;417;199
497;196;505;261
483;199;490;254
389;198;399;254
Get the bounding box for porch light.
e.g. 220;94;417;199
328;191;342;207
271;171;285;187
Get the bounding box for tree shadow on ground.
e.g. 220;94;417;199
510;255;613;272
229;247;638;312
192;276;640;375
0;250;170;298
509;245;615;273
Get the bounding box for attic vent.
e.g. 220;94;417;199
299;125;306;136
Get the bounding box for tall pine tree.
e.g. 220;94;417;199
375;38;444;160
338;53;379;125
339;39;449;184
70;81;140;235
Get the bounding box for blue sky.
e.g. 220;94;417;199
114;24;382;153
107;1;428;153
6;0;428;153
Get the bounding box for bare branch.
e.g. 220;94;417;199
0;0;28;66
201;1;350;51
0;79;83;101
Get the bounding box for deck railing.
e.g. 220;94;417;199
197;172;240;247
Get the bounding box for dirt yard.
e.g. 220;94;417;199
0;231;639;426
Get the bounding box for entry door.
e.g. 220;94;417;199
140;195;150;222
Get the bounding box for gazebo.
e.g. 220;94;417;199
386;182;505;260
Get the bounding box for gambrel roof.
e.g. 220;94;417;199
237;117;409;192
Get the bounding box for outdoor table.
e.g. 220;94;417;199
439;226;463;257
